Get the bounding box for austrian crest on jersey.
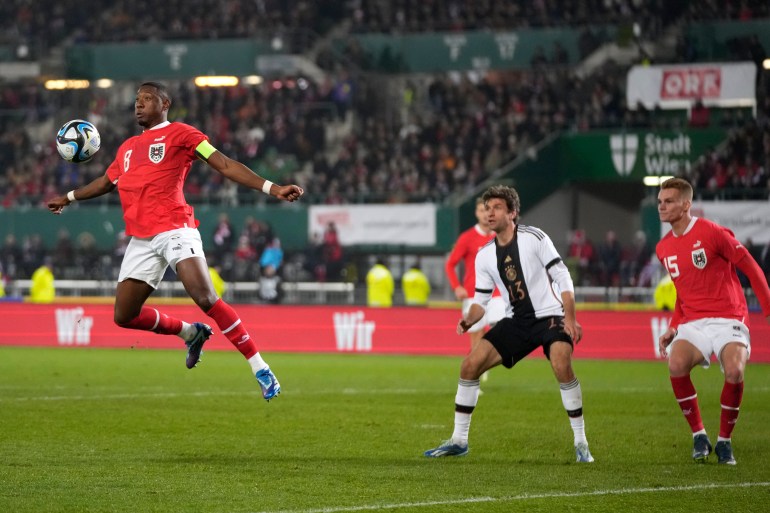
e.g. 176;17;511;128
691;248;707;269
149;143;165;164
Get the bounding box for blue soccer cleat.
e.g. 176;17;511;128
424;439;469;458
256;367;281;401
715;440;736;465
185;323;212;369
692;433;712;463
575;442;595;463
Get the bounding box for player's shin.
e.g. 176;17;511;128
670;375;705;433
719;381;743;440
117;307;183;336
560;378;587;444
451;378;480;443
205;298;262;362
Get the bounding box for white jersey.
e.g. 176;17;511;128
472;224;574;320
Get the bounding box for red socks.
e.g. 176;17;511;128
670;375;704;433
719;381;743;439
206;298;258;359
118;307;182;335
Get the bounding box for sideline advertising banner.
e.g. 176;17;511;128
1;304;768;362
626;62;756;110
309;204;436;246
685;201;770;245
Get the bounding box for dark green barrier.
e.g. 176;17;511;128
687;20;770;61
0;204;460;253
336;28;606;72
67;40;271;80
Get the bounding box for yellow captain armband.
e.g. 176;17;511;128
195;139;217;160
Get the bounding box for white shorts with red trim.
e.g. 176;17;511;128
118;227;206;289
671;317;751;369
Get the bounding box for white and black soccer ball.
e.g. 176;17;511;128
56;119;101;163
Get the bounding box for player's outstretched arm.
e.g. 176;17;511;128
47;173;116;214
205;151;304;202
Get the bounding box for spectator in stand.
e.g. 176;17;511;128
689;99;711;128
567;229;595;286
621;230;652;286
211;213;234;262
321;222;344;280
259;238;284;274
0;234;22;279
597;230;623;287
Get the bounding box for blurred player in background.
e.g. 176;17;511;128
426;185;593;462
656;178;770;464
444;197;505;382
47;81;304;401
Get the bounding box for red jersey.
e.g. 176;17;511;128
656;217;750;326
445;224;497;294
106;121;207;238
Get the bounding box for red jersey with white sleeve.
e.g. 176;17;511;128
106;121;208;238
656;216;770;328
445;224;498;295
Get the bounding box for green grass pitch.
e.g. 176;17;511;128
1;346;769;513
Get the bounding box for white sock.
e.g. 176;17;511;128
560;378;587;445
248;352;269;374
178;321;196;341
451;378;480;443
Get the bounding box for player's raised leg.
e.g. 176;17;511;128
550;341;594;463
176;256;280;400
667;339;711;462
114;278;211;368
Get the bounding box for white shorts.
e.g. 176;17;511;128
463;297;506;333
671;317;751;369
118;227;206;289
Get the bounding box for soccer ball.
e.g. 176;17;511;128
56;119;101;163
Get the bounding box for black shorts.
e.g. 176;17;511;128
482;316;573;369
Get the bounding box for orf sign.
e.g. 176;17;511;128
660;68;721;100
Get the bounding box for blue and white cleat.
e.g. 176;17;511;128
575;442;595;463
256;367;281;401
692;433;712;463
185;323;212;369
424;439;469;458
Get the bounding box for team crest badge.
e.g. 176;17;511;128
691;248;707;269
505;264;518;281
149;143;165;164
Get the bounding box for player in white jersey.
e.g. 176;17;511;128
424;185;594;462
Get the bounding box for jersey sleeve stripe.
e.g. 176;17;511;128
545;257;562;270
519;225;545;240
475;287;494;293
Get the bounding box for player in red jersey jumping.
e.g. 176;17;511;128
656;178;770;464
47;82;304;401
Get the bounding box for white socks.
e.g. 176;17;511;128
451;378;480;443
178;321;197;341
248;352;269;374
560;378;587;445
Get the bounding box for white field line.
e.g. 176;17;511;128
251;481;770;513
